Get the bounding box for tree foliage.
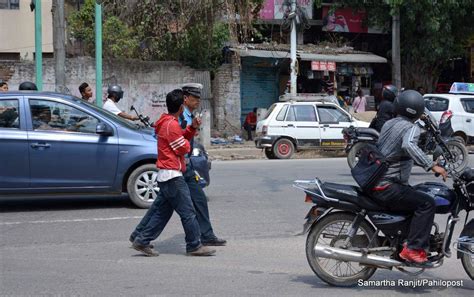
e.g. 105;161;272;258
68;0;139;59
67;0;264;70
314;0;474;90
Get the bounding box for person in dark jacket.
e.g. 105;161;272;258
369;85;398;132
369;90;447;265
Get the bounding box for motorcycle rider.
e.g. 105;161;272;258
369;84;398;132
103;85;138;121
369;90;448;265
18;81;38;91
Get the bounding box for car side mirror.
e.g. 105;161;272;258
96;123;113;136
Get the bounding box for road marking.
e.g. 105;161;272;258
0;216;143;226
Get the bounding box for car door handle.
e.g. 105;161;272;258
323;124;330;128
467;119;472;123
287;124;294;127
31;143;51;149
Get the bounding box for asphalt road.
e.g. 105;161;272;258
1;156;473;296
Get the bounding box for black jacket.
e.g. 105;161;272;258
370;100;395;132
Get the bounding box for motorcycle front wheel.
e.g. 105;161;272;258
437;140;469;174
306;213;379;287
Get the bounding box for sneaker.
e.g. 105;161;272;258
399;245;428;264
132;242;159;257
202;237;227;246
187;246;216;256
129;235;154;249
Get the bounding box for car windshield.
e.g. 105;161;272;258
72;97;140;130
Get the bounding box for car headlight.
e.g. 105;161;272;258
192;148;201;157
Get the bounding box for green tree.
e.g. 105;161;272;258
68;0;139;59
314;0;474;91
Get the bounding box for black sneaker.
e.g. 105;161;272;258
187;246;216;256
132;242;159;257
202;237;227;246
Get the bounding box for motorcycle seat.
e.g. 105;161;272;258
356;127;379;138
320;182;387;211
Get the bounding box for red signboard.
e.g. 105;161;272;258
312;61;336;72
322;7;380;34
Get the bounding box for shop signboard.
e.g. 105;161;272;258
259;0;274;20
322;6;381;33
311;61;336;72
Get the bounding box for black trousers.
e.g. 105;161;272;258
370;183;436;250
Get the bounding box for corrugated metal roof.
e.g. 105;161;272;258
299;53;387;63
231;43;387;63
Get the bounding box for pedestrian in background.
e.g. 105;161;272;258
352;89;367;113
131;89;216;257
243;107;257;141
78;82;95;104
0;81;8;91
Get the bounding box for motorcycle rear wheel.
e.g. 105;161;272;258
460;230;474;280
306;212;379;287
347;142;369;169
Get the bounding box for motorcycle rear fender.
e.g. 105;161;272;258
302;207;332;235
457;218;474;259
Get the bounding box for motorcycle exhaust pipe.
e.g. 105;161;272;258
314;245;403;268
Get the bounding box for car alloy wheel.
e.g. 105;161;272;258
134;170;160;203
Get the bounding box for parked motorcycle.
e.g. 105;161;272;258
294;165;474;286
130;105;212;187
343;110;469;173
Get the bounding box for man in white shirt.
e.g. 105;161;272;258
103;85;138;121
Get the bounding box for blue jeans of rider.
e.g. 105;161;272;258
133;176;201;253
130;164;217;242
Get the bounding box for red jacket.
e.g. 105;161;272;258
155;113;196;172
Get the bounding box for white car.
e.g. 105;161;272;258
255;94;369;159
424;82;474;145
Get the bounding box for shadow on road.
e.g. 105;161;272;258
0;194;134;213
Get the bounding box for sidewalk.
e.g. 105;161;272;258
207;140;473;161
206;141;346;161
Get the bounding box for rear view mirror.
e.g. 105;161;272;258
96;123;113;136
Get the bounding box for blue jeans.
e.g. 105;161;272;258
131;165;217;242
134;176;201;252
183;165;217;241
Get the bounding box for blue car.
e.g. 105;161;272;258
0;91;210;208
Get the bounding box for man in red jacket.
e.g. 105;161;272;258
132;89;216;257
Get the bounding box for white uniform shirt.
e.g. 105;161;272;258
103;100;122;115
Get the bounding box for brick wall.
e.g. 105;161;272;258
211;56;241;136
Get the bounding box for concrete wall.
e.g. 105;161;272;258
211;56;241;136
0;57;210;125
0;0;53;59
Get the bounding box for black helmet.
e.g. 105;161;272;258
107;85;123;100
382;84;398;102
19;81;38;91
394;90;425;120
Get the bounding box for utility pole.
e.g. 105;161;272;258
392;8;401;90
33;0;43;90
290;0;297;95
52;0;66;93
95;2;103;106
